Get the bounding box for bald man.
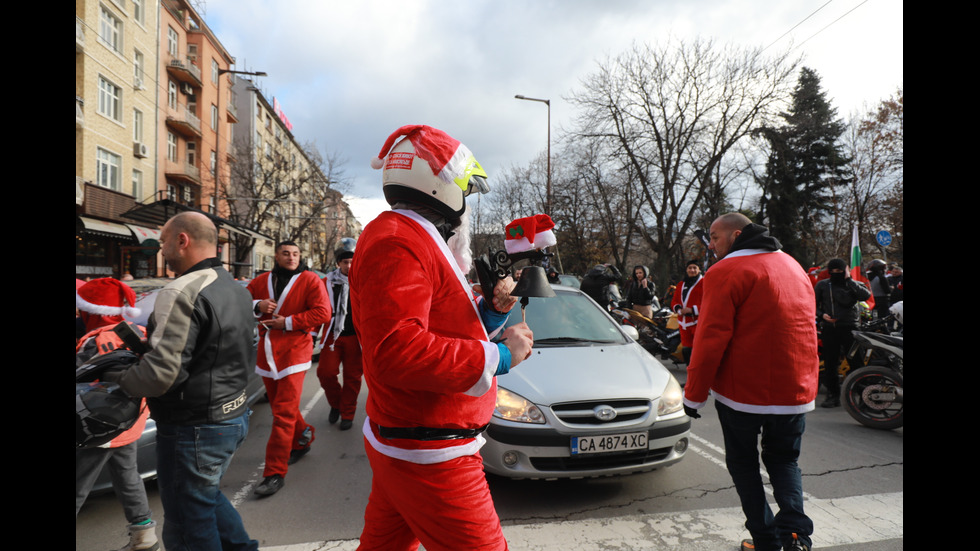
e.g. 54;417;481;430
684;213;818;551
113;212;259;550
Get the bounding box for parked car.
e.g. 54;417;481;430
88;282;266;494
482;285;690;479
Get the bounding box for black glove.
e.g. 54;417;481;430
684;405;701;419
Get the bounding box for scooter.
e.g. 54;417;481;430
840;302;903;430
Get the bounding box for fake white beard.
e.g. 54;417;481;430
447;206;472;274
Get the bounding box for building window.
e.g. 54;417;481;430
133;109;143;143
99;6;123;53
134;49;144;88
168;80;177;109
167;26;178;57
132;169;143;201
210;150;217;175
96;148;122;191
211;104;219;130
98;76;122;121
187;141;197;165
133;0;144;25
211;59;220;84
167;132;178;162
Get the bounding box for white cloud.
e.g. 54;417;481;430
204;0;902;204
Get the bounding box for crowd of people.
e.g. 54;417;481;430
77;121;901;551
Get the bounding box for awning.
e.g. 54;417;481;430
120;199;269;241
125;224;161;244
78;217;136;239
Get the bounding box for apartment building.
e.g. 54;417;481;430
76;0;357;280
230;77;361;276
76;0;161;280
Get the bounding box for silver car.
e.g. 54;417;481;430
87;281;266;494
482;286;690;479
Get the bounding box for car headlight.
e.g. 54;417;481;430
657;375;684;416
494;388;546;424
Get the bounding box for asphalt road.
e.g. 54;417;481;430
76;359;903;550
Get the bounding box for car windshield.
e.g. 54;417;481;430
501;289;628;345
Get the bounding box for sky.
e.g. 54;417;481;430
198;0;903;228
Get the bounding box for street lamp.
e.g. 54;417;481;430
514;94;551;216
213;68;267;214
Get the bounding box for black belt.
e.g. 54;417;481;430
375;422;489;441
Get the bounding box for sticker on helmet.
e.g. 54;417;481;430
385;152;415;171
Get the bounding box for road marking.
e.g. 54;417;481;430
231;388;327;507
260;492;903;551
689;432;817;501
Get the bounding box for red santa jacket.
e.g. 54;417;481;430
671;275;703;348
248;269;331;380
684;249;819;414
350;210;499;464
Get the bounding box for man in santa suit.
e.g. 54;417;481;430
684;213;818;551
247;241;331;497
350;125;534;551
670;259;704;364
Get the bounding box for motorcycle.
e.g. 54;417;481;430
610;301;683;362
840;302;903;430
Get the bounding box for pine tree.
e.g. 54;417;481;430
756;67;850;266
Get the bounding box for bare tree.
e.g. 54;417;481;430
221;136;353;277
842;88;903;259
565;37;799;284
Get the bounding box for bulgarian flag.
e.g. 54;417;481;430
850;226;875;310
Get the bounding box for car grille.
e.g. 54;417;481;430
530;446;674;471
550;399;651;427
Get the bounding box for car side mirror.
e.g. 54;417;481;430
621;325;640;341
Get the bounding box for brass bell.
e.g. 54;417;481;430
510;266;556;299
510;266;555;322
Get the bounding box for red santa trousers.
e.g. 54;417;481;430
262;372;314;477
356;442;507;551
316;334;363;420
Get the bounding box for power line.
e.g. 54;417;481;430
795;0;869;50
763;0;835;52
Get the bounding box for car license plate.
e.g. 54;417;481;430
571;432;647;455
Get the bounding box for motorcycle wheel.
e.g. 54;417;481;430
841;365;903;430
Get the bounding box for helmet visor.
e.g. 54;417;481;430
454;156;490;196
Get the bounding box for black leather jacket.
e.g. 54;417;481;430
117;258;256;425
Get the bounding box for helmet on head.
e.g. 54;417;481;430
76;381;141;448
868;259;887;271
371;125;490;222
335;237;356;263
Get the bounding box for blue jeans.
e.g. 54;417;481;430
716;402;813;551
155;412;258;551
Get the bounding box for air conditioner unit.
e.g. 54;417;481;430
133;77;144;90
133;142;149;158
180;82;194;95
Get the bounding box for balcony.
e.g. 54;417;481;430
165;53;203;87
165;103;202;138
164;158;201;186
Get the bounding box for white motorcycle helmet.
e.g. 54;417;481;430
372;125;490;221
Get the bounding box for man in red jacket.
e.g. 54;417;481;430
351;125;534;550
248;241;331;497
684;213;818;551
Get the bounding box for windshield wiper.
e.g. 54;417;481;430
534;337;618;345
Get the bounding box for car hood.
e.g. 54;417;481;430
496;342;672;405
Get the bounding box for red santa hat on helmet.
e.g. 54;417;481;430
370;124;472;184
76;278;141;319
504;214;557;255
